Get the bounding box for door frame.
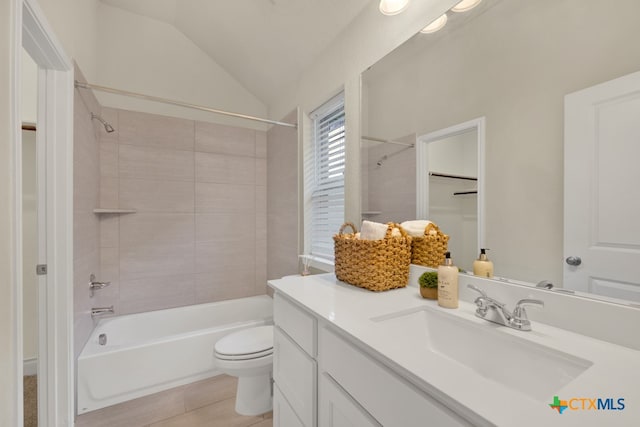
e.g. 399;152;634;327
416;117;486;250
12;0;74;424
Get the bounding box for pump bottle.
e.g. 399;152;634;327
473;248;494;278
437;252;459;309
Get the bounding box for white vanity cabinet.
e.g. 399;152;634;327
272;292;472;427
273;293;317;426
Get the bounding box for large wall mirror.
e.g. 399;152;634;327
360;0;640;304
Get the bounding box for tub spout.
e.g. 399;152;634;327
91;306;114;317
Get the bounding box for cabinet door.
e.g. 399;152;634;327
274;384;305;427
273;326;317;426
319;373;381;427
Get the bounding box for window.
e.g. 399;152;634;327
306;94;346;261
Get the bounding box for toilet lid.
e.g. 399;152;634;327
215;325;273;357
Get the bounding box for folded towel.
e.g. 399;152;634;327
400;220;434;237
360;220;401;240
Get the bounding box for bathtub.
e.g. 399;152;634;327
77;295;273;414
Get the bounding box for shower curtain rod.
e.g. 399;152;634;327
361;135;414;147
74;81;297;129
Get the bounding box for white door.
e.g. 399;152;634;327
564;70;640;302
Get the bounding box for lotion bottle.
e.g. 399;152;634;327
437;252;459;309
473;248;494;278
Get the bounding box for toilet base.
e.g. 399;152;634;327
234;373;273;416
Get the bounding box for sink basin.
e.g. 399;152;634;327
371;307;593;401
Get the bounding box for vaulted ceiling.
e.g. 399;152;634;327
100;0;372;106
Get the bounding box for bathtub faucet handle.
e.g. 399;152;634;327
89;273;111;297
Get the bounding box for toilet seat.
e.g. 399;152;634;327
214;325;273;361
215;347;273;361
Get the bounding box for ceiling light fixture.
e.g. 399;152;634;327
451;0;482;13
420;13;448;34
379;0;411;16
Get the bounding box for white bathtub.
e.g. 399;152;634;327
77;295;273;414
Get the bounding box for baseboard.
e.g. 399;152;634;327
23;357;37;376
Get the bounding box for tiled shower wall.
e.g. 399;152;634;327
97;108;267;315
266;110;298;280
364;141;416;223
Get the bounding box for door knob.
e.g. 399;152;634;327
565;256;582;266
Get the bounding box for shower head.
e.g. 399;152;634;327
91;113;115;133
374;144;415;167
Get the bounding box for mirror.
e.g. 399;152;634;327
416;122;481;270
361;0;640;303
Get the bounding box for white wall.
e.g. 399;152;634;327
270;0;458;121
95;3;268;130
21;47;38;367
36;0;267;130
37;0;100;81
22;130;38;364
21;49;37;124
427;132;477;178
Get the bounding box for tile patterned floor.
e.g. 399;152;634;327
75;375;272;427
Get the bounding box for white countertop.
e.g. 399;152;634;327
268;273;640;427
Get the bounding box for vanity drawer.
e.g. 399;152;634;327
274;292;317;356
319;326;471;427
273;326;317;427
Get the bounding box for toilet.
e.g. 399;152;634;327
213;325;274;416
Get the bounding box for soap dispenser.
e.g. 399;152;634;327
437;252;459;309
473;248;494;278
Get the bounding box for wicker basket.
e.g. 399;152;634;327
333;222;412;292
410;222;449;268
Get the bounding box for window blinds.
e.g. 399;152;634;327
309;95;345;260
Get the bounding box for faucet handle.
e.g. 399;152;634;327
467;284;487;299
467;284;492;316
513;299;544;319
89;273;112;297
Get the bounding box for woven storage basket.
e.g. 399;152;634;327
333;222;412;292
410;222;449;268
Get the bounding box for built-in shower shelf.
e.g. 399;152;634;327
93;208;137;214
361;211;382;216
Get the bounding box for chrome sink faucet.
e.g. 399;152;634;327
467;285;544;331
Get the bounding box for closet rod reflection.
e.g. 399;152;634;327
429;172;477;181
74;81;297;129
